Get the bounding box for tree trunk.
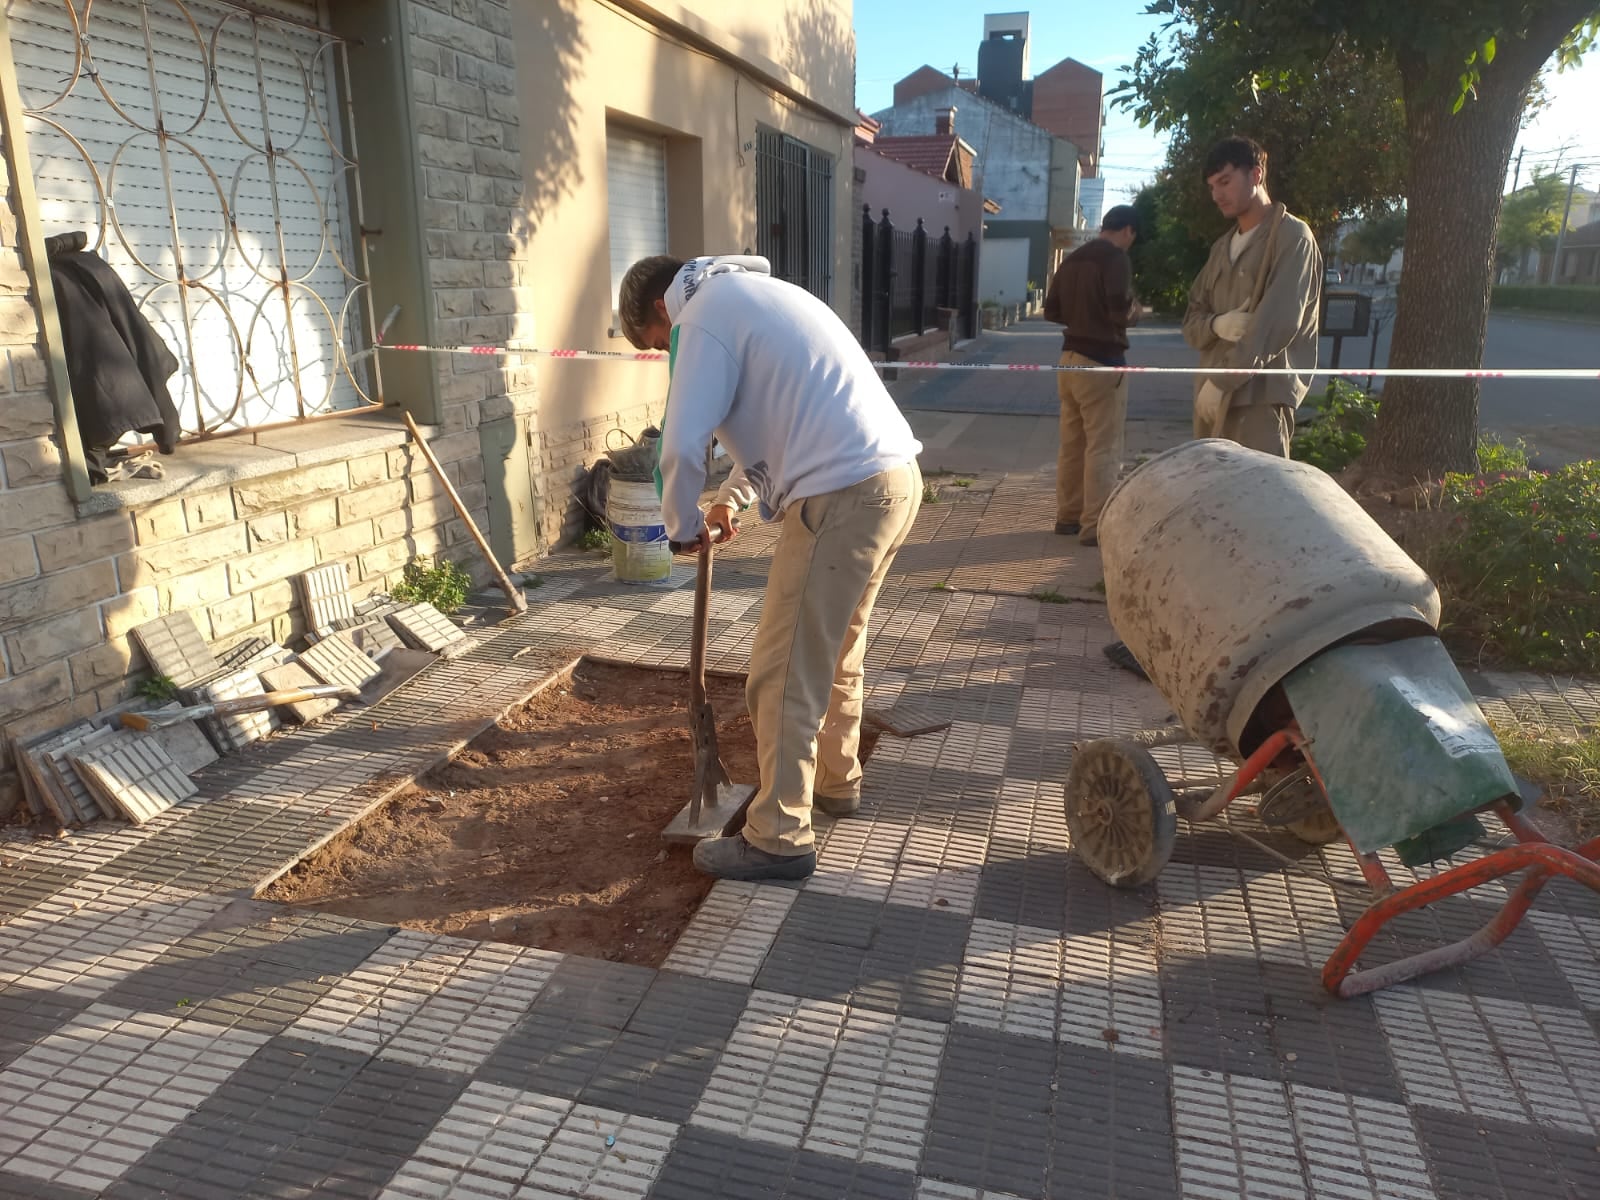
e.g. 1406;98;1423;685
1362;6;1596;482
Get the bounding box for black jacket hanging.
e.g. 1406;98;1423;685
46;231;181;477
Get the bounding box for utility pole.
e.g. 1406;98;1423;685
1510;147;1524;193
1549;164;1579;285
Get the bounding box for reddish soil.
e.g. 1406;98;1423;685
266;661;879;966
264;661;761;966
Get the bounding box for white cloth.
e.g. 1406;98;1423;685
657;267;922;544
1195;380;1228;432
1229;224;1258;264
1211;307;1251;343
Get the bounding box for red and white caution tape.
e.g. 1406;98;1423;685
375;342;1600;380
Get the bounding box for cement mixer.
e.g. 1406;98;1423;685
1066;440;1600;997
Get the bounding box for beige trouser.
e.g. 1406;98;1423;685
1055;351;1129;537
741;462;922;856
1195;400;1294;457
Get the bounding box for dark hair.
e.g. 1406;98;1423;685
618;255;685;348
1101;205;1139;236
1203;136;1267;181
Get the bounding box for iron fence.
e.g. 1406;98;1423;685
860;205;978;355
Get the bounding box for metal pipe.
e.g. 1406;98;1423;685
0;8;93;502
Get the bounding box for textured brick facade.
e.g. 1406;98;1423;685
0;0;534;816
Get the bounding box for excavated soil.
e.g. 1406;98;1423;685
264;661;779;966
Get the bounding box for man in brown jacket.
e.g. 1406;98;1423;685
1182;136;1321;456
1042;205;1140;546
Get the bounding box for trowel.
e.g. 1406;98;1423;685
661;529;756;843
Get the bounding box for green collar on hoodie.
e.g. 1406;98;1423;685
652;322;679;499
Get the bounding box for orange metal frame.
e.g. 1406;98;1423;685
1218;724;1600;998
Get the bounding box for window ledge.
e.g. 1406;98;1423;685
75;409;434;517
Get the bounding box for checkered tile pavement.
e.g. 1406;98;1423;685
2;469;1598;1199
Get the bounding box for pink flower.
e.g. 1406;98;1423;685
1556;534;1567;544
1589;532;1598;542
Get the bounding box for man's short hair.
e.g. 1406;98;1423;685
1101;205;1140;236
618;255;685;348
1203;136;1267;181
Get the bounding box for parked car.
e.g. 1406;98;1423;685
1324;268;1343;285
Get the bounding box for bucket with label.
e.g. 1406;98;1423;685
606;477;672;585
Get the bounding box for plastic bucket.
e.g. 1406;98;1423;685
606;478;672;585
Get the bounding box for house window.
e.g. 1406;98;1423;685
755;129;833;303
606;123;669;320
9;0;373;437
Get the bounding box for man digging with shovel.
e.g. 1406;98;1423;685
618;254;923;882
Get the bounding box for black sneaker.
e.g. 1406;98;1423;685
692;834;816;881
1103;641;1149;680
1054;521;1081;536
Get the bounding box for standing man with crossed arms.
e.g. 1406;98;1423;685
1183;135;1321;456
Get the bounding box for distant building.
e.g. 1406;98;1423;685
875;10;1112;303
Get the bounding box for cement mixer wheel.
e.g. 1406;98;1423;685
1065;739;1177;889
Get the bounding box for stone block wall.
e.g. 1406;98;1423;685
0;0;539;817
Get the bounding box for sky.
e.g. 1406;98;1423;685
852;1;1600;207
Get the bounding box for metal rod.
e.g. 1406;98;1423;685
335;38;384;407
0;8;93;503
136;0;210;434
400;410;527;615
250;17;308;419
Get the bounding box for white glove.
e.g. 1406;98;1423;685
1211;307;1251;343
1195;381;1228;433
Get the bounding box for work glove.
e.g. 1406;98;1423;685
1195;381;1228;433
1211;307;1251;343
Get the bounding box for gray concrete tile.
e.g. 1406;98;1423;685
1414;1106;1600;1200
651;1126;916;1199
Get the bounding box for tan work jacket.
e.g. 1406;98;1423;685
1182;204;1322;410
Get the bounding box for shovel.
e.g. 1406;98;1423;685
661;529;756;843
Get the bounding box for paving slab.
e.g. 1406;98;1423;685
4;374;1599;1198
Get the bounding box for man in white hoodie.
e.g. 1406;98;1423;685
618;255;923;882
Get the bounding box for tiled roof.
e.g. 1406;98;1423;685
872;135;958;181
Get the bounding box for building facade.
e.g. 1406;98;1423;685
0;0;854;816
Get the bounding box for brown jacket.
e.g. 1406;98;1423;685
1043;236;1134;363
1182;204;1321;409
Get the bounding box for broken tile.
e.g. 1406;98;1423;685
71;733;196;825
194;668;280;752
259;661;342;725
298;631;382;692
386;603;471;658
130;613;219;689
297;563;356;637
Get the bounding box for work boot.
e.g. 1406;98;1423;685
1079;530;1099;547
814;792;861;818
1054;521;1080;536
692;834;816;882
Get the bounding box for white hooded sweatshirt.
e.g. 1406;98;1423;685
655;256;922;543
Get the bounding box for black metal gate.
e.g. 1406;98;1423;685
755;129;834;303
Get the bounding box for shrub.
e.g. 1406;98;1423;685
1430;461;1600;672
1291;380;1378;473
1491;285;1600;318
391;556;472;614
1476;434;1529;475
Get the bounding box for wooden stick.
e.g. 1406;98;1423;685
402;411;528;615
119;686;357;731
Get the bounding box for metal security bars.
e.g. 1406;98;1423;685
860;206;978;356
8;0;381;438
754;127;833;304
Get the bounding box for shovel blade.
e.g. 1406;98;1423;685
662;780;756;844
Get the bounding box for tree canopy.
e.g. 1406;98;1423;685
1118;0;1600;479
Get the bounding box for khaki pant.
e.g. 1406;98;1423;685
1195;401;1294;457
741;462;922;856
1055;351;1128;537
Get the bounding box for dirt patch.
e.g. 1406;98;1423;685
264;660;875;966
